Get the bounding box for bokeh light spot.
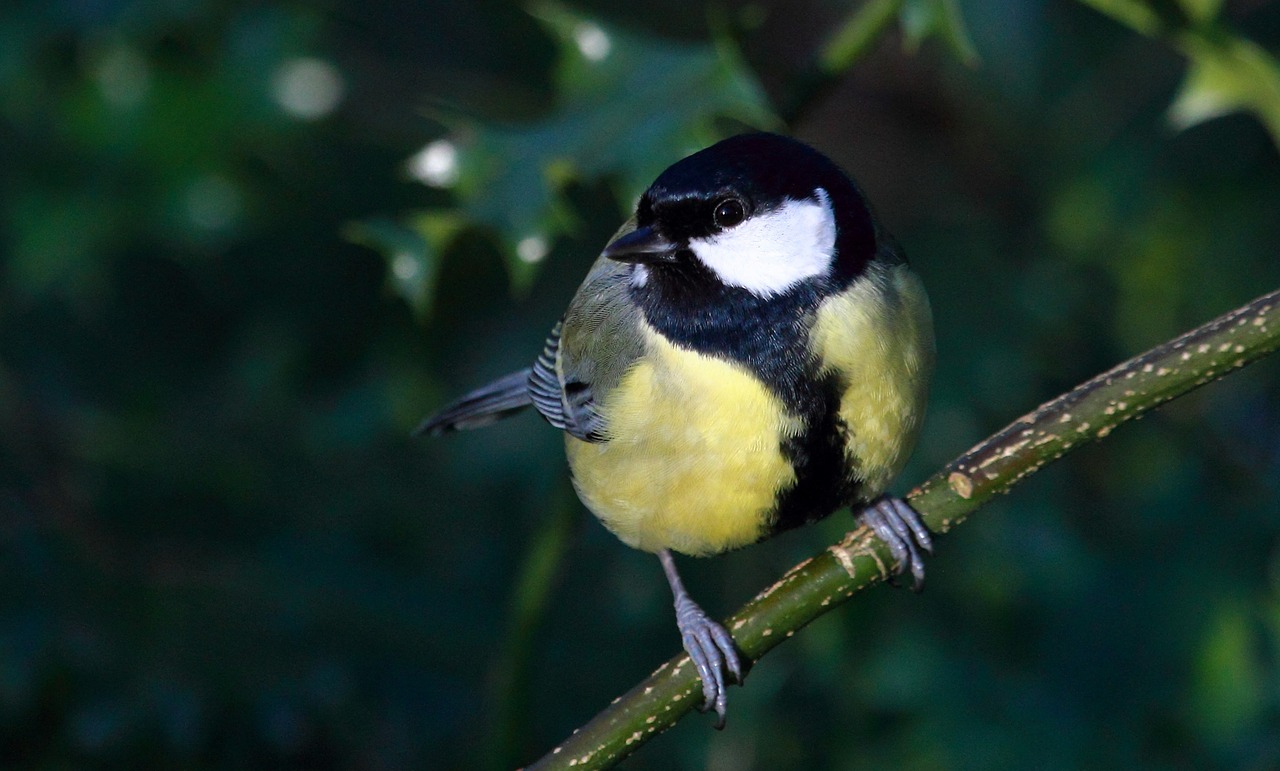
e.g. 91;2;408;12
573;22;611;62
517;235;549;263
407;140;460;188
271;57;344;120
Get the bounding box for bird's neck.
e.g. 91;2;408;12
631;268;827;409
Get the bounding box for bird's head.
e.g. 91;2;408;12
603;133;878;300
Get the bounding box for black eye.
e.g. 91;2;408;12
712;197;745;228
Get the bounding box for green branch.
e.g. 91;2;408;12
527;288;1280;769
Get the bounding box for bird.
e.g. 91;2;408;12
417;132;935;727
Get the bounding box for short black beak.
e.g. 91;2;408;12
601;226;677;264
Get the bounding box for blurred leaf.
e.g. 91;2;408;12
900;0;979;65
1076;0;1162;35
1190;604;1265;744
346;215;460;320
427;3;776;291
820;0;903;74
1168;32;1280;145
489;490;576;768
1078;0;1280;148
8;190;116;305
1177;0;1222;25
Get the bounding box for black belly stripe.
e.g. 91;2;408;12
772;372;861;533
632;259;859;535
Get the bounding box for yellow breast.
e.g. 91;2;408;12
565;326;804;556
810;263;934;499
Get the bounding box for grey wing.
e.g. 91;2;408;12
529;321;605;441
528;241;647;443
414;368;533;437
528;325;568;431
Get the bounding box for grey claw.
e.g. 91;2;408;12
890;497;933;554
681;628;717;707
858;496;933;592
709;623;744;684
674;600;741;727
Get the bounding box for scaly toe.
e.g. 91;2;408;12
675;603;741;727
858;496;933;592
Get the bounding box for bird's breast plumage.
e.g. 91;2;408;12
809;261;934;499
565;324;805;556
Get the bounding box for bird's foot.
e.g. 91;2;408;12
673;594;743;729
857;495;933;592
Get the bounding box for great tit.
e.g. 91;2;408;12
418;132;935;727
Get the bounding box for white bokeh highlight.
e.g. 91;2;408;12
407;140;460;188
272;58;344;120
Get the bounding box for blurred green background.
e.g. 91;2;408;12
3;0;1280;767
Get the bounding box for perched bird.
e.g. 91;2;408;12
418;132;935;726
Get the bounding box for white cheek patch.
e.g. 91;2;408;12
688;188;836;297
631;264;649;287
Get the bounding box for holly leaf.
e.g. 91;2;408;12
411;3;776;291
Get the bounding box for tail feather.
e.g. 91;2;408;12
414;368;534;437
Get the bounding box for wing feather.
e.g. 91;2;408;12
529;323;570;431
414;368;533;436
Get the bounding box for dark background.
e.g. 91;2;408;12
3;0;1280;767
